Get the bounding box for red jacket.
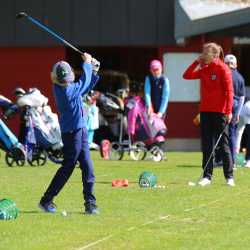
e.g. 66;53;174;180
183;59;233;115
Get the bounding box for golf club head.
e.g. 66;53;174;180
16;12;28;19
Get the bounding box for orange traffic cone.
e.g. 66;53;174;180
112;179;129;187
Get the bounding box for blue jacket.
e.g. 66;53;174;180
144;75;170;114
53;62;99;133
231;69;245;117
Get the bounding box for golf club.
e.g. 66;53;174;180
188;123;229;186
16;12;100;69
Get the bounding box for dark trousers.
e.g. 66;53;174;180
245;124;250;161
41;127;96;206
200;112;233;180
229;121;238;164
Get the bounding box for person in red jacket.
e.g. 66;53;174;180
183;42;234;187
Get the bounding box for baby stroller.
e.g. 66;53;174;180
0;95;26;166
108;95;167;161
17;89;63;166
0;119;26;166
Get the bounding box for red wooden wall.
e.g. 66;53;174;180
0;47;66;134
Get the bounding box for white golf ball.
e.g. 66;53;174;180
61;210;67;217
162;185;166;189
188;181;196;186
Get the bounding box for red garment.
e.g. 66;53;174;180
183;59;233;115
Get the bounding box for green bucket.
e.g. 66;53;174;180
236;153;245;167
139;171;157;188
0;199;19;220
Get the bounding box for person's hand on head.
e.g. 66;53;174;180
81;53;92;64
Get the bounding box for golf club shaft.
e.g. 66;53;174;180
19;13;100;67
198;123;229;182
25;15;84;55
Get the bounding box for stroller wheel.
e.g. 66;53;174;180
130;142;147;161
5;149;26;167
109;142;124;160
28;150;47;166
149;146;164;162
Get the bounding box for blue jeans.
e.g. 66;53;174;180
41;127;96;206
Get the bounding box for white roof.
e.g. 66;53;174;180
179;0;250;20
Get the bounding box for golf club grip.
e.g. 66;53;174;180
25;15;100;66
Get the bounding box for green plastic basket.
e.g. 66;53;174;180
236;153;245;167
0;199;19;220
139;171;157;188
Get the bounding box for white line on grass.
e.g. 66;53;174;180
127;226;136;231
184;199;222;212
76;191;249;250
76;235;113;250
75;215;170;250
184;190;249;212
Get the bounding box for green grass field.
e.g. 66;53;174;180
1;152;250;250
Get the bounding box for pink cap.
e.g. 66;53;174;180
150;60;162;70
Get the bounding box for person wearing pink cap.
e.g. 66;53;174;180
144;60;170;118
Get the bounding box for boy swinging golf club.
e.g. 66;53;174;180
183;43;234;187
39;53;100;214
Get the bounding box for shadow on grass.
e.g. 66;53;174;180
20;210;41;214
20;210;85;215
96;181;137;184
70;181;137;184
177;164;200;168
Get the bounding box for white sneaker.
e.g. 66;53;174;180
227;178;235;187
198;178;211;187
89;143;100;150
245;160;250;168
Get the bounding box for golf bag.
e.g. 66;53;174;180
0;119;26;167
17;89;63;166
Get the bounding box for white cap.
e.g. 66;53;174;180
224;54;237;68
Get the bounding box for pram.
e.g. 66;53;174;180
0;95;26;166
0;118;26;166
100;93;167;161
127;96;167;161
17;89;63;166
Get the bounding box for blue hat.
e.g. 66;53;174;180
52;61;75;84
